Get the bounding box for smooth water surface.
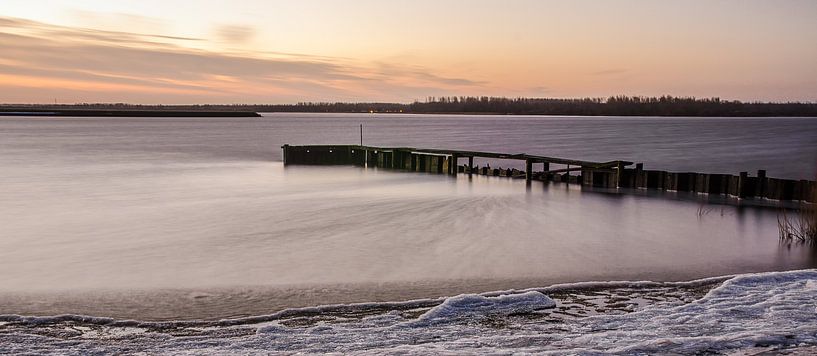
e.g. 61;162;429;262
0;114;815;319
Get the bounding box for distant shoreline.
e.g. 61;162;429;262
0;109;261;117
3;109;816;118
3;95;817;117
262;111;817;117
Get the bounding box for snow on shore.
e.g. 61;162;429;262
1;270;816;354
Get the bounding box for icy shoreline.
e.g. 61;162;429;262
1;270;816;354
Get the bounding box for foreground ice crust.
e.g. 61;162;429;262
1;270;816;354
408;291;556;326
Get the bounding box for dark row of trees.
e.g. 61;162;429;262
4;96;817;116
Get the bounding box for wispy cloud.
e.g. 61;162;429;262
0;17;485;103
214;25;255;43
370;62;487;87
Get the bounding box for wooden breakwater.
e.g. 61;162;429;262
282;144;816;203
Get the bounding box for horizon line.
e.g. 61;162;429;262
3;95;817;106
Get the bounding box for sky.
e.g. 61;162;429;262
0;0;815;104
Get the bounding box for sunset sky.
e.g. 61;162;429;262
1;0;815;104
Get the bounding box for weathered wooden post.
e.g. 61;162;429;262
797;180;809;201
615;161;624;188
665;172;678;191
694;173;707;193
727;175;738;196
781;179;796;201
282;144;290;166
634;163;644;187
756;170;767;198
451;154;458;175
542;162;550;182
581;167;592;186
738;172;748;198
468;156;474;176
645;170;666;190
525;159;533;183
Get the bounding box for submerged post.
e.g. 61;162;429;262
468;156;474;176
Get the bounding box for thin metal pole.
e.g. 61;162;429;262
361;124;366;167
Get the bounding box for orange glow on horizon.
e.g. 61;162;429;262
0;1;815;103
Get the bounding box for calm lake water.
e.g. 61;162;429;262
0;113;816;320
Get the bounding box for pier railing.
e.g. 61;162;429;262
282;144;815;203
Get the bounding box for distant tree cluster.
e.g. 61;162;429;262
405;96;817;116
3;96;817;117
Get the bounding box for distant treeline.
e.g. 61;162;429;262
4;96;817;116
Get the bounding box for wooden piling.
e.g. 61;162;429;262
694;173;707;194
794;180;808;201
680;173;694;192
737;172;749;198
405;151;412;170
619;168;636;188
581;168;592;186
525;159;533;182
727;174;739;196
664;172;678;191
756;170;767;198
806;181;817;203
646;170;666;190
634;163;644;188
710;173;728;195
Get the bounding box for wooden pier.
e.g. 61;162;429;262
282;144;815;203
